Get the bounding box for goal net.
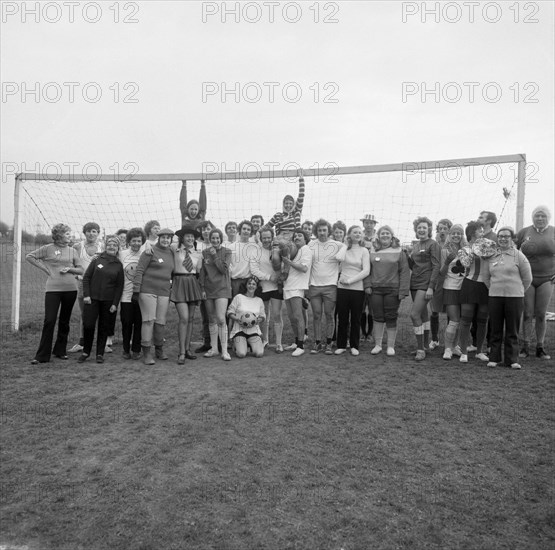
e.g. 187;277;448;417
10;154;526;330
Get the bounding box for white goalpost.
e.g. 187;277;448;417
11;153;527;331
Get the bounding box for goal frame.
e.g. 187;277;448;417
11;153;526;330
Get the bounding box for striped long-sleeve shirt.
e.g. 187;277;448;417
265;179;305;235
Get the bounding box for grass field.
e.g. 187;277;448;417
1;246;554;550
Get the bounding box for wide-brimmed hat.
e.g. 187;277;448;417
157;228;175;237
175;223;200;239
360;214;378;223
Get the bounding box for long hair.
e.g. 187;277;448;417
374;225;401;251
444;224;468;251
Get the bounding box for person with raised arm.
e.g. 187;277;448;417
180;180;207;229
27;223;83;364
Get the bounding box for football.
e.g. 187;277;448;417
240;312;257;329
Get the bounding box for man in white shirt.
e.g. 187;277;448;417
308;219;345;354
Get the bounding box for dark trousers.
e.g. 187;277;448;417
488;296;524;366
200;301;210;344
336;289;365;350
360;293;373;337
83;300;115;357
34;291;77;362
120;302;142;353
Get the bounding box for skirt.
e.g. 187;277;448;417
442;288;460;306
459;278;488;305
170;274;203;304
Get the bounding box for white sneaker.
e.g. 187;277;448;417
371;345;382;355
386;347;395;356
69;344;83;353
452;345;462;357
334;348;346;355
487;361;497;368
467;345;477;352
204;349;218;358
292;347;305;357
511;363;522;369
104;346;113;353
429;340;440;350
459;354;468;364
221;352;231;361
476;353;489;362
350;348;359;356
443;349;453;360
284;343;297;351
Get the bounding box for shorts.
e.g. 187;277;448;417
260;289;283;302
170;274;202;304
532;275;552;288
233;331;262;343
459;278;488;305
138;294;170;324
308;285;337;303
284;289;305;300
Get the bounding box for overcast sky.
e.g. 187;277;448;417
1;0;553;235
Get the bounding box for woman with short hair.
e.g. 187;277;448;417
517;205;555;360
133;228;175;365
199;228;232;361
457;221;496;364
119;227;146;360
365;225;410;356
227;276;266;358
408;217;442;361
27;223;83;364
78;235;124;364
484;226;532;369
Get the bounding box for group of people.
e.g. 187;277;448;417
27;178;554;370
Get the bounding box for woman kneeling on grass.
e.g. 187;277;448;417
78;235;124;364
227;276;266;358
27;223;83;364
484;227;532;369
133;228;175;365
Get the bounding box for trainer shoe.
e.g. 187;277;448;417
221;352;231;361
131;352;141;360
386;347;395;356
452;345;462;357
310;343;323;354
122;352;132;360
284;343;297;351
476;353;489;362
459;354;468;364
105;346;113;353
467;345;477;353
536;347;551;360
511;363;522;369
69;344;83;353
428;340;440;350
77;353;89;363
443;349;453;360
415;350;426;361
204;349;218;358
350;348;360;356
324;343;333;355
487;361;497;368
371;345;382;355
96;355;104;364
519;346;529;358
292;347;305;357
334;348;346;355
